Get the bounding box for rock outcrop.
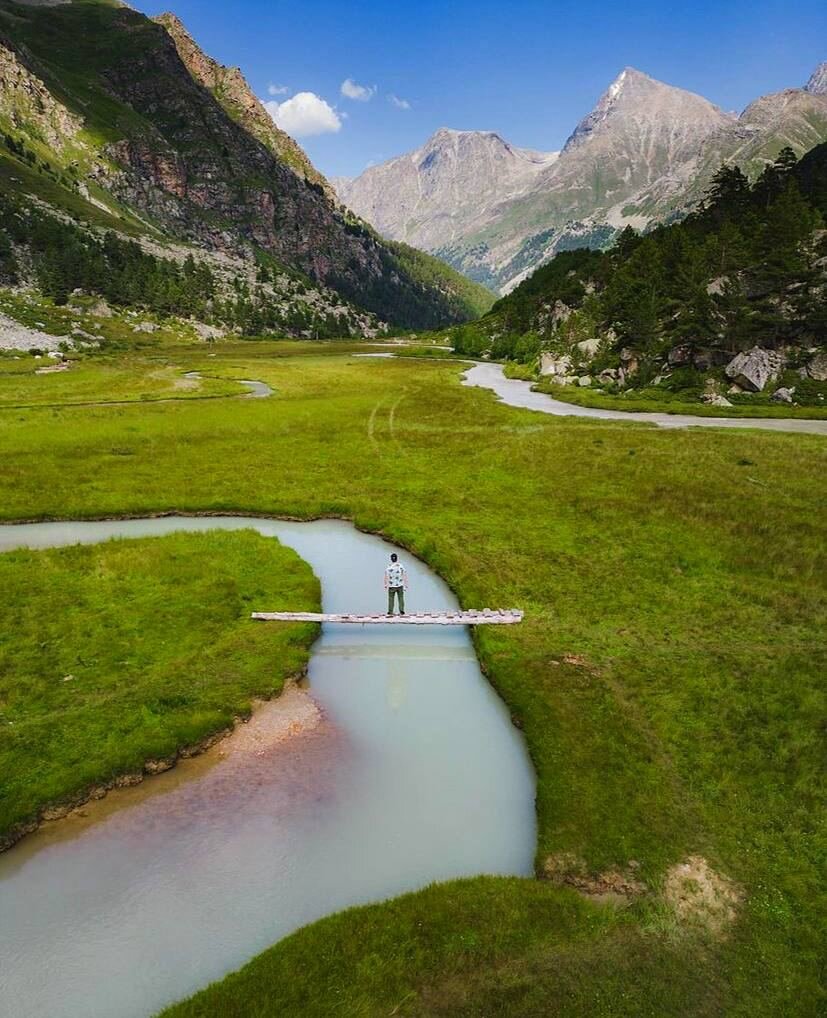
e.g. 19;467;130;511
725;347;786;392
807;350;827;380
0;39;84;155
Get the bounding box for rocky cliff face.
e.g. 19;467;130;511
340;63;827;294
0;0;489;330
153;13;333;198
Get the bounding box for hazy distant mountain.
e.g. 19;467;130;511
337;64;827;293
336;128;558;253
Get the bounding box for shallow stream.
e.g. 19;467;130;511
0;517;535;1018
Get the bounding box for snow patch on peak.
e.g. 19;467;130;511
606;70;627;100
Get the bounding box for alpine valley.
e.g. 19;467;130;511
337;63;827;293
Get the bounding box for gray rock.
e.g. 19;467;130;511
771;387;795;403
807;351;827;381
701;393;733;407
575;337;601;358
598;368;618;384
577;375;592;387
667;344;692;366
539;352;572;377
725;346;785;392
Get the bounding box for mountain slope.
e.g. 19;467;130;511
339;64;827;294
451;144;827;408
153;12;333;198
336;128;559;253
0;0;492;331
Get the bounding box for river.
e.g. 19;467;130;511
462;362;827;435
0;517;536;1018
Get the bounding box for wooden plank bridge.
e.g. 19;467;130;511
251;609;523;626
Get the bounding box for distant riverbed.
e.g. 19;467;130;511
462;361;827;435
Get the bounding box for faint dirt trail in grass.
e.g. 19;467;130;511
367;396;388;451
388;393;407;450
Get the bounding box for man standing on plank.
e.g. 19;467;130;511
384;553;408;616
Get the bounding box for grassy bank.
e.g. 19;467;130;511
1;345;824;1015
531;375;827;419
0;530;319;841
0;355;246;407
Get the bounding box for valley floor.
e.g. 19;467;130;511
1;342;824;1017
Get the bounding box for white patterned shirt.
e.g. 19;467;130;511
385;563;406;588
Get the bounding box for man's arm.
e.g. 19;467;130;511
383;568;389;590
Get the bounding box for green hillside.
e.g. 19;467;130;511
0;0;491;332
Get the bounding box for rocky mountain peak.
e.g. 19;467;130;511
805;61;827;95
563;67;732;153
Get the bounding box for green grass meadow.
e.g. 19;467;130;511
0;343;824;1016
0;530;319;838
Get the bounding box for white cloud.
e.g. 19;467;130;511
267;83;289;96
340;78;376;102
388;93;411;110
264;92;342;137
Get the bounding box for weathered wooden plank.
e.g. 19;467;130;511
251;610;523;625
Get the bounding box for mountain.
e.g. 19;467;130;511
450;143;827;405
806;61;827;95
337;65;827;294
336;128;559;254
0;0;493;334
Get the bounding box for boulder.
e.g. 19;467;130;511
539;352;572;378
550;300;573;326
771;387;795;403
576;337;601;358
807;351;827;381
725;346;785;392
598;368;618;385
667;345;692;366
619;347;640;376
702;393;733;407
577;375;592;387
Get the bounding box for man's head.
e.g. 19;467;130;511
390;553;398;563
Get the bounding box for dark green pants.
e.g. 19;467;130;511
387;586;405;614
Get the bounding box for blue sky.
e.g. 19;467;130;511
136;0;827;179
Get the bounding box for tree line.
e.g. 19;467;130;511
452;143;827;371
0;196;367;339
